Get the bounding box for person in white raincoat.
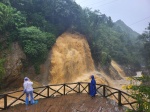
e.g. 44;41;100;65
23;77;35;105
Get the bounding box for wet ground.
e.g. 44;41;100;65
1;93;127;112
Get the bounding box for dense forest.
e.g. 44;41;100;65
0;0;149;79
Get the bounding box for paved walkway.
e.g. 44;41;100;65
1;93;126;112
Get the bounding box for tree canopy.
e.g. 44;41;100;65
139;23;150;69
0;0;142;71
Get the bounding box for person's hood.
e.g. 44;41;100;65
91;75;94;80
24;77;29;81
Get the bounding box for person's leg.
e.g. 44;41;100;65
29;91;34;104
25;92;29;110
25;92;29;105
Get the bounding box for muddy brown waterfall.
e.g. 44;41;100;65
50;33;95;84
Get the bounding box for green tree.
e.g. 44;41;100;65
19;26;56;70
126;75;150;112
139;23;150;68
0;2;26;41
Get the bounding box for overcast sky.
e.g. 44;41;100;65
75;0;150;34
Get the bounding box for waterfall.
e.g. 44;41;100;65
50;32;95;84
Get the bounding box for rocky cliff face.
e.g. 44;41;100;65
3;42;26;89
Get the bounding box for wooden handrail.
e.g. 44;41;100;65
0;82;138;111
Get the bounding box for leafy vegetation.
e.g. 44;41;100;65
19;26;55;63
0;58;5;88
0;59;5;78
139;24;150;69
0;2;26;36
0;0;142;73
0;2;56;73
124;75;150;112
19;26;55;73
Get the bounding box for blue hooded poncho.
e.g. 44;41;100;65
90;75;96;97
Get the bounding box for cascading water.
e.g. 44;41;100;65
44;32;129;89
50;32;95;84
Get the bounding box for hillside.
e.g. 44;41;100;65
0;32;130;93
0;0;141;67
114;20;139;39
0;0;142;91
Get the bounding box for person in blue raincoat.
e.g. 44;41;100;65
90;75;96;97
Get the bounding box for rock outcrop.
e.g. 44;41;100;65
3;42;26;89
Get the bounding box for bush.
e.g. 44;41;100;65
19;26;56;65
0;58;5;89
0;58;5;78
124;75;150;112
0;2;26;34
101;52;111;66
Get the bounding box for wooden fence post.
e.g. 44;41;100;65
118;90;122;106
4;94;7;110
88;83;90;94
103;85;106;97
78;82;80;93
64;84;66;95
47;86;49;98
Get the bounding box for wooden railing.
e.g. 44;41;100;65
0;82;139;111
